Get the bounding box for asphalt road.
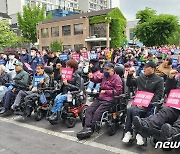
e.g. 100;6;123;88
0;100;179;154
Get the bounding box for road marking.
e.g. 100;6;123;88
0;117;137;154
62;130;75;133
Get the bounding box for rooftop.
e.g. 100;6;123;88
0;12;11;19
41;8;115;24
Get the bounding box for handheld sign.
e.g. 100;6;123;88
24;63;33;71
165;89;180;110
60;53;68;61
81;51;88;59
61;68;73;81
33;76;45;87
72;53;80;61
132;91;154;107
161;48;169;54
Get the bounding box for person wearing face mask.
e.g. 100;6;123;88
0;51;6;65
20;48;31;63
5;52;18;80
77;62;123;139
29;47;43;74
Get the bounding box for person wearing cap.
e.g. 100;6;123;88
0;61;29;114
20;48;31;63
29;47;43;74
77;62;123;139
147;52;157;64
133;69;180;141
122;61;164;145
5;52;18;80
11;64;49;113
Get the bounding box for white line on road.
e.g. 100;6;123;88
62;130;75;133
0;117;137;154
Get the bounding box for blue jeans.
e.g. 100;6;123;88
87;81;100;91
51;94;67;113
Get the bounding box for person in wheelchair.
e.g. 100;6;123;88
0;65;10;102
11;64;50;112
0;61;29;114
122;61;164;145
77;62;123;139
47;59;81;121
133;69;180;141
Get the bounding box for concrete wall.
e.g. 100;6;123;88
0;0;7;13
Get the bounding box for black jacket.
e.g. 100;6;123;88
62;71;81;93
165;76;180;95
127;73;164;103
0;72;9;86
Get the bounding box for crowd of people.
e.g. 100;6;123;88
0;45;180;148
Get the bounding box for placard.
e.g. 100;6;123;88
165;89;180;110
132;91;154;107
71;53;80;61
61;68;73;81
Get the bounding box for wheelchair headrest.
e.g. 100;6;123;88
114;65;125;78
44;66;53;75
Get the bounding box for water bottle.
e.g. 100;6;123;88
67;91;72;102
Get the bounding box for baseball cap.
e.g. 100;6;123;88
144;61;157;68
103;62;114;69
13;61;23;66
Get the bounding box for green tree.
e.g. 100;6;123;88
50;40;63;52
136;7;156;24
134;8;179;46
0;20;19;49
17;4;52;44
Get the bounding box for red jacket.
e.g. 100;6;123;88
91;73;123;101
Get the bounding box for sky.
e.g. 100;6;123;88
119;0;180;20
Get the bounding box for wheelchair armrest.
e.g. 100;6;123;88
71;90;81;95
114;94;128;99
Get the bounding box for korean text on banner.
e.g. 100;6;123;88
165;89;180;110
132;91;154;107
61;68;73;81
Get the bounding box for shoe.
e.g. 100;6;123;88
122;132;132;143
76;126;93;140
0;107;6;114
86;88;91;93
92;89;98;94
49;112;58;121
11;104;18;111
161;123;178;140
136;134;144;145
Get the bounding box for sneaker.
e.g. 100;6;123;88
136;134;144;145
86;88;91;93
0;107;6;114
11;104;17;111
92;89;98;94
122;132;132;143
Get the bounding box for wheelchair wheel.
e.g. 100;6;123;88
34;110;43;121
65;115;76;128
49;120;58;125
108;123;117;136
79;105;88;121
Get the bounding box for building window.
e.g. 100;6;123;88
62;25;71;36
63;45;71;50
51;26;59;37
90;23;106;38
74;24;83;35
74;44;84;51
41;28;49;38
129;29;134;41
